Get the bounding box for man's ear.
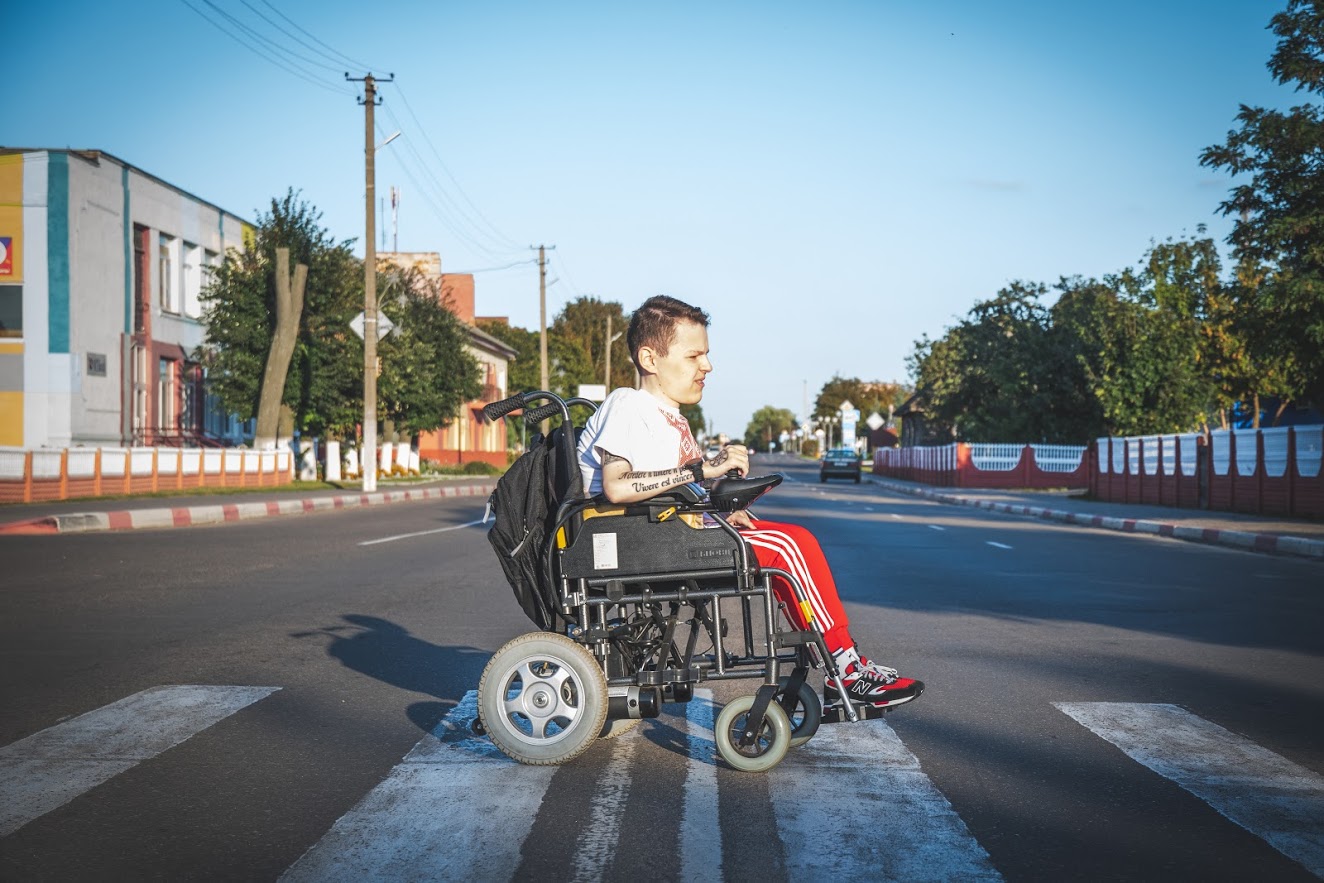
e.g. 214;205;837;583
636;345;657;373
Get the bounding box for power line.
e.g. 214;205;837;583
197;0;345;75
393;85;523;252
238;0;366;73
258;0;387;74
179;0;352;95
375;109;524;262
377;100;519;258
444;258;540;274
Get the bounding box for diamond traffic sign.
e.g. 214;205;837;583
350;310;395;340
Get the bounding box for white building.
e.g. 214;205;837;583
0;148;249;448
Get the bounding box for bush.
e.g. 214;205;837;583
463;460;500;476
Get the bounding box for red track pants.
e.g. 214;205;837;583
739;520;852;656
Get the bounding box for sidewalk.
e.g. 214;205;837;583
866;474;1324;561
0;477;496;536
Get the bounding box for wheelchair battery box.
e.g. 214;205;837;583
561;513;740;579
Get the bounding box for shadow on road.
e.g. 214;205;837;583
292;614;490;736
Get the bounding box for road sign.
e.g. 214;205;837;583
350;310;395;341
578;384;607;401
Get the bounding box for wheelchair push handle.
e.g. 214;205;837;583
482;393;526;421
523;401;564;425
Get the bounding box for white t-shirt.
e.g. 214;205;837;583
577;387;703;496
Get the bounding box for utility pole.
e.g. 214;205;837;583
604;314;612;389
534;244;556;392
348;71;394;492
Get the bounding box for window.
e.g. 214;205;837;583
134;225;149;334
158;357;177;433
0;285;21;338
159;234;179;314
181;363;202;434
132;345;148;443
183;242;202;318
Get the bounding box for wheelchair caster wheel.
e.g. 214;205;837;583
715;694;791;772
478;632;608;765
777;676;822;748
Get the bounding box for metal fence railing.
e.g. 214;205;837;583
0;445;295;504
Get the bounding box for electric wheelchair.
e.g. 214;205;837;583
475;390;887;772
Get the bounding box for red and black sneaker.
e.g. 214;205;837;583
825;659;924;709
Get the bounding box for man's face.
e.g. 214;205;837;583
643;320;712;406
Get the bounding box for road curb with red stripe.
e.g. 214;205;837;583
0;481;496;536
866;475;1324;561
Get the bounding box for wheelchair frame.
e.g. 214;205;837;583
476;390;882;772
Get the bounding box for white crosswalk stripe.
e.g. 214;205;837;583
1056;702;1324;878
570;713;640;882
0;684;279;837
768;716;1002;881
680;689;722;883
280;691;554;882
15;684;1318;880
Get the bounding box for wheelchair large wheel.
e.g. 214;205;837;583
599;717;642;739
777;676;822;748
478;632;608;765
714;694;791;772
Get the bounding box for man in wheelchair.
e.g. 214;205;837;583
579;295;923;713
477;295;921;771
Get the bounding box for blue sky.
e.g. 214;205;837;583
8;1;1293;436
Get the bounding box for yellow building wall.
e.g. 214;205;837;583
0;391;21;445
0;154;24;282
0;157;23;444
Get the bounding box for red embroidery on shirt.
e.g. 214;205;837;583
660;408;702;466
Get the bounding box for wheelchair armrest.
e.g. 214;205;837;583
709;473;783;512
649;484;705;506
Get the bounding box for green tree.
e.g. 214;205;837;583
1200;0;1324;410
551;296;634;392
199;190;362;437
909;282;1078;441
744;405;797;450
377;264;482;437
680;402;706;437
477;319;540;395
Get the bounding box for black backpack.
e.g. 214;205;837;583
485;424;582;631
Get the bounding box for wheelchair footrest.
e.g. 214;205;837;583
822;702;888;724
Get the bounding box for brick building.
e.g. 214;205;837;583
378;252;517;467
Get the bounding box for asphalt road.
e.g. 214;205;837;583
2;453;1321;882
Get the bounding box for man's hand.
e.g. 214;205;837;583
727;509;757;529
702;443;749;480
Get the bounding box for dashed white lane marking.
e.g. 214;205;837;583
680;689;721;883
281;691;554;881
986;541;1013;550
570;716;639;882
358;519;484;546
927;524;946;531
0;685;279;837
1056;702;1324;877
769;719;1002;881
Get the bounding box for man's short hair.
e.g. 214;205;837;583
628;295;710;371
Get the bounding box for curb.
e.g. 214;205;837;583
0;481;496;536
866;475;1324;561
